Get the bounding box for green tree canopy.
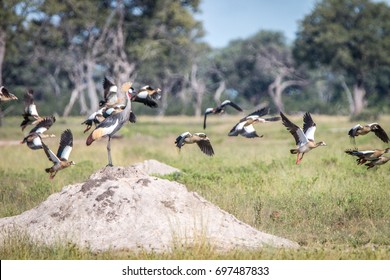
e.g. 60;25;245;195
293;0;390;116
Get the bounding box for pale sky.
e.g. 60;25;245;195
195;0;390;48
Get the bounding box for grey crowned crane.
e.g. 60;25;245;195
280;112;326;164
228;107;280;138
86;81;134;166
345;148;390;165
82;77;136;133
21;116;56;150
348;123;389;145
42;129;75;179
175;132;215;156
20;89;42;131
0;86;18;102
203;100;243;129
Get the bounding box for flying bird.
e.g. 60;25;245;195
21;116;56;150
130;85;161;108
280;112;326;164
20;89;42;131
81;107;106;133
42;129;75;179
348;123;389;144
364;156;390;169
86;81;134;166
99;76;124;108
0;86;18;102
228;107;280;138
175;132;215;156
203;100;242;129
345;148;390;165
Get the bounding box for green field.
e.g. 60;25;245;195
0;114;389;259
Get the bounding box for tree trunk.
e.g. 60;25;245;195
268;71;308;113
190;64;205;117
63;84;87;117
268;74;285;112
352;83;366;116
213;80;226;104
0;28;5;85
0;29;5;127
158;79;173;116
86;59;99;113
340;78;354;114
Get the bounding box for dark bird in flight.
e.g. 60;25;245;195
228;107;280;138
175;132;215;156
203;100;242;129
42;129;75;179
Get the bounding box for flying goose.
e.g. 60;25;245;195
345;148;390;165
204;100;243;129
364;156;390;169
0;86;18;102
42;129;75;179
280;112;326;164
348;123;389;144
130;85;161;108
21;116;56;150
228;107;280;138
175;132;214;156
20;89;42;131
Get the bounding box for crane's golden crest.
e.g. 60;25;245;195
121;82;133;93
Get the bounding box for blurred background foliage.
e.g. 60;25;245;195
1;0;390;122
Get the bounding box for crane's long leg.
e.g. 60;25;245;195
107;136;113;167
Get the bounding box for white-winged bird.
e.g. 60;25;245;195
280;112;326;164
99;76;124;108
348;123;389;145
20;89;42;131
0;86;18;102
42;129;75;179
203;100;242;129
175;132;215;156
228;107;280;138
86;81;133;166
81;107;106;133
21;116;56;150
130;85;161;108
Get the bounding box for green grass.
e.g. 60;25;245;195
0;114;389;259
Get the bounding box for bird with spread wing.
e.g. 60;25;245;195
203;100;243;129
42;129;75;179
228;107;280;138
280;112;326;164
175;132;215;156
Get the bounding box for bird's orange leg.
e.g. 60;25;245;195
295;153;301;164
296;153;304;164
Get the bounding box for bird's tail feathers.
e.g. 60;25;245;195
86;133;96;146
264;116;281;122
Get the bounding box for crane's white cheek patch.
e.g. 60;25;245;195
33;137;42;146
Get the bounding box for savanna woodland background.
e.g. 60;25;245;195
0;0;389;259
